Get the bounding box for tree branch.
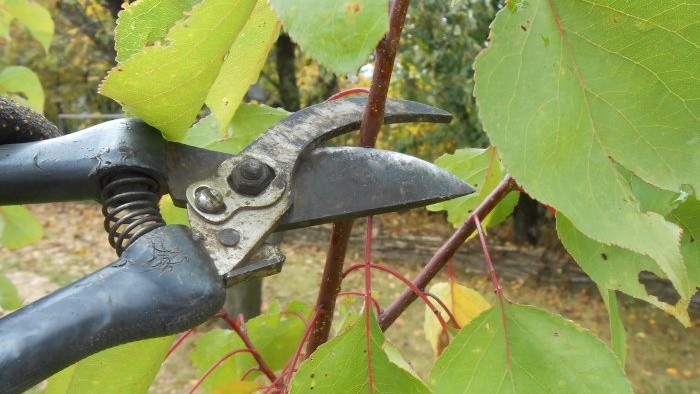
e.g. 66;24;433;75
378;174;517;331
305;0;412;355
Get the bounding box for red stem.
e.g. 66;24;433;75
165;328;195;360
338;291;382;314
275;307;322;391
215;309;277;383
364;216;375;393
378;174;516;331
344;263;451;339
473;216;511;366
188;349;255;394
424;292;461;329
325;87;370;101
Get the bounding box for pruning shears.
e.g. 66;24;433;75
0;97;473;393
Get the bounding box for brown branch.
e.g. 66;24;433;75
305;219;354;355
378;174;517;331
305;0;412;355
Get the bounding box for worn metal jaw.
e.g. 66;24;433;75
183;98;473;285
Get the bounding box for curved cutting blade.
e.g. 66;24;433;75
275;146;475;231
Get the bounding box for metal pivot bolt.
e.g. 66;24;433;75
218;228;240;247
228;157;275;196
194;186;225;213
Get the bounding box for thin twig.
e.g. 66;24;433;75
378;174;516;331
215;310;277;382
473;216;511;366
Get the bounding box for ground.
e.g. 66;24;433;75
1;202;698;393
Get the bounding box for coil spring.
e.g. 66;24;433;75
101;172;166;256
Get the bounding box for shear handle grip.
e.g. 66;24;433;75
0;225;225;394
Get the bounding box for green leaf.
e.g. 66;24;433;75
160;194;190;226
1;0;54;52
183;103;289;154
113;0;201;62
269;0;389;74
427;147;519;228
189;301;311;391
45;336;174;394
0;66;45;112
205;0;280;131
290;312;431;394
100;0;257;140
0;205;42;248
557;210;694;326
429;303;632;394
0;271;22;310
474;1;697;300
598;287;627;368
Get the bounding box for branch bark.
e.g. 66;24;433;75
305;0;412;355
378;174;517;331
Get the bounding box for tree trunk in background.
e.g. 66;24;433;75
275;33;301;112
101;0;123;20
304;67;339;106
512;193;542;245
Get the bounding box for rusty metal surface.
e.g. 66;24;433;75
184;98;457;277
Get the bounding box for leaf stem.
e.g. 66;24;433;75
473;216;511;366
215;310;278;383
378;174;516;331
165;328;195;360
189;348;255;394
364;217;375;393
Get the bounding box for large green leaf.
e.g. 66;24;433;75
427;147;519;228
0;271;22;310
0;205;42;249
429;303;632;394
0;66;45;112
0;0;54;52
557;196;700;326
113;0;201;62
290;313;431;394
205;0;280;131
100;0;257;140
45;336;174;394
473;1;698;301
269;0;389;74
190;301;310;391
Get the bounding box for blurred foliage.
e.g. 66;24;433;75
1;0;120;130
392;0;501;158
1;0;500;151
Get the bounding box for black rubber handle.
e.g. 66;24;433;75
0;225;225;394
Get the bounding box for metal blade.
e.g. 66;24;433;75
275;146;474;231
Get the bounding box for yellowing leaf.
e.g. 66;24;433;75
1;0;54;52
423;282;490;355
0;66;45;112
113;0;201;62
210;380;262;394
205;0;280;131
0;205;42;249
100;0;257;140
